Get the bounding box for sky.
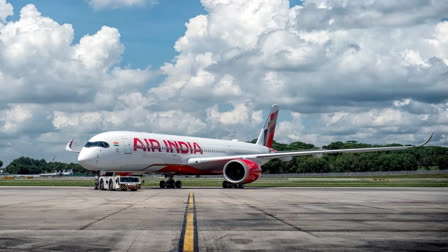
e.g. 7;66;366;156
0;0;447;166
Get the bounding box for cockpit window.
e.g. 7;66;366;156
84;141;110;148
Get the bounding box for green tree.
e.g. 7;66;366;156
0;160;3;168
288;141;315;150
323;141;345;150
300;157;329;173
256;139;448;174
437;155;448;170
5;157;89;175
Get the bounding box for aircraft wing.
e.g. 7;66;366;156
188;133;434;165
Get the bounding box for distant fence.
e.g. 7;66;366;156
262;170;448;177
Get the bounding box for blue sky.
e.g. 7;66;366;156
8;0;206;69
0;0;447;165
7;0;304;69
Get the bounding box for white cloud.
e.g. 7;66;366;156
1;104;32;133
0;2;155;164
88;0;159;10
74;26;124;70
144;0;447;146
0;3;153;104
0;103;53;136
0;4;153;107
207;104;250;125
212;75;242;97
401;49;430;68
0;5;74;71
0;0;12;22
1;0;448;165
426;21;448;65
276;112;306;143
52;107;208;136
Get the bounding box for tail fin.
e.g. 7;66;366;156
256;104;279;148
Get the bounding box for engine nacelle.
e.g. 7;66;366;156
223;159;262;184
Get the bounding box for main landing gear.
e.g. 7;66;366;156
222;181;244;189
160;176;182;189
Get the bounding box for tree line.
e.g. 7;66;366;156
256;140;448;174
1;140;447;175
3;157;88;175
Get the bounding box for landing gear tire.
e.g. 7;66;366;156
224;181;232;188
94;182;99;190
109;179;114;191
100;179;105;190
160;177;182;189
222;181;244;189
166;180;175;188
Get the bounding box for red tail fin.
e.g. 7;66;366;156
256;105;279;148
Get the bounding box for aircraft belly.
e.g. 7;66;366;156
191;159;228;170
100;154;121;170
114;152;183;172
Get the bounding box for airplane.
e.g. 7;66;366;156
5;169;73;178
40;169;73;177
66;104;433;189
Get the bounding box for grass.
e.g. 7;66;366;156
0;174;447;187
312;173;448;179
246;180;448;187
0;179;95;187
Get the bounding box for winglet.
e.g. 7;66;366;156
416;132;434;147
66;138;80;153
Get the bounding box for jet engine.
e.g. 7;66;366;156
223;159;261;184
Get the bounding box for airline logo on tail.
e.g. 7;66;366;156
256;104;279;148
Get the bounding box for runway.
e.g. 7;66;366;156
0;186;447;251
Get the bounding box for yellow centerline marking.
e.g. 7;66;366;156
179;192;197;252
183;192;195;252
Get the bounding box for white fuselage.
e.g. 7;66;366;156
78;131;270;175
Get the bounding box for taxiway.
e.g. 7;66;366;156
0;186;447;251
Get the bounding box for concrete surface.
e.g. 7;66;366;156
0;186;447;251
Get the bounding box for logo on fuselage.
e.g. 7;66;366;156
133;138;203;155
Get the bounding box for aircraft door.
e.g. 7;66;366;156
96;150;100;166
122;138;132;154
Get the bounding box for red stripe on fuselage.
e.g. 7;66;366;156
157;165;221;175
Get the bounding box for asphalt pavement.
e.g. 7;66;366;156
0;186;447;251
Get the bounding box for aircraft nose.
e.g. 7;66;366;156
78;149;97;169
